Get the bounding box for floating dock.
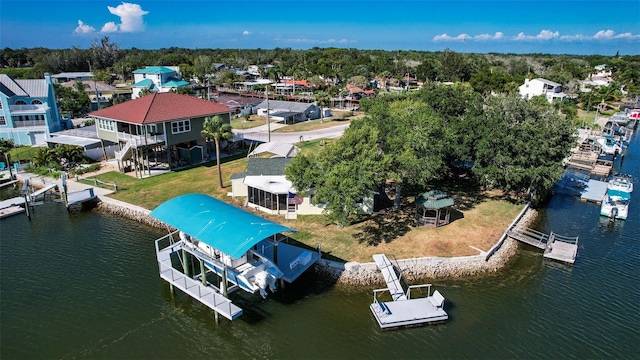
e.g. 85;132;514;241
370;254;448;330
580;179;608;204
507;227;579;264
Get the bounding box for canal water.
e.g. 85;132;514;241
1;133;638;359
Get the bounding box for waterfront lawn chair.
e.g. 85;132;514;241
429;290;445;308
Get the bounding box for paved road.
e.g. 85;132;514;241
235;122;350;143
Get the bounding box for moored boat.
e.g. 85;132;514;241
595;135;622;155
608;173;633;193
600;189;630;220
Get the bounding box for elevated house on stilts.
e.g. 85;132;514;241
90;93;238;178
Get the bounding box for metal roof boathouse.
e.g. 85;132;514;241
150;194;319;322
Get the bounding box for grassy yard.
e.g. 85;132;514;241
83;153;524;262
7;146;41;163
295;138;335;155
230;115;275;130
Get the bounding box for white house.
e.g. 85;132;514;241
131;66;190;99
518;78;569;103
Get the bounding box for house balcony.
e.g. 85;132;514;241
117;131;164;146
13;120;47;128
9;104;49;114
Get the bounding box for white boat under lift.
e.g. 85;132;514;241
151;194;319;322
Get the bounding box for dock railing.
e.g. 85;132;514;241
372;283;433;304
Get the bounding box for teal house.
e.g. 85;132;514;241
0;73;69;146
131;66;190;99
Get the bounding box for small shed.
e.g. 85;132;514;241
415;190;454;227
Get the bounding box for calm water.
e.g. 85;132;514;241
1;134;639;359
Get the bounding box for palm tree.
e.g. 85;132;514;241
201;115;234;188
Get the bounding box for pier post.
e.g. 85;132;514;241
23;193;31;220
221;268;228;297
214;311;219;324
200;259;207;286
182;250;189;276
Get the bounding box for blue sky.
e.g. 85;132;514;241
2;0;639;55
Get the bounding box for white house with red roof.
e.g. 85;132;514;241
90;92;234;176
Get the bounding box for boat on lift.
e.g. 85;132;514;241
150;194;320;321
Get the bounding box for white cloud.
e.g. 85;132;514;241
593;29;615;39
474;32;503;40
513;29;559;41
434;29;639;43
102;2;149;33
101;22;119;33
243;30;251;35
73;20;95;34
433;33;468;41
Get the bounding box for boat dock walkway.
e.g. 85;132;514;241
370;254;448;330
372;254;407;301
507;227;579;264
156;243;243;321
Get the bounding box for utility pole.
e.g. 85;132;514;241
265;85;271;142
88;61;100;110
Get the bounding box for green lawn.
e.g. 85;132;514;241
230;115;274;130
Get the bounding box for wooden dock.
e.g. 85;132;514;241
0;205;25;218
370;254;448;329
508;227;579;264
580;179;608;204
543;233;579;265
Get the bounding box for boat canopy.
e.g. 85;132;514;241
150;194;295;259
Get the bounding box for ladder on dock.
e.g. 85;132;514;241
372;254;407;301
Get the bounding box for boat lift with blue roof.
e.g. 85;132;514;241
151;194;319;322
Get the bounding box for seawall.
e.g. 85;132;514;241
93;192;537;286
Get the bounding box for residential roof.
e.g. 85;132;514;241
52;72;93;79
132;78;155;88
415;190;454;209
255;99;315;113
89;92;233;125
244;175;292;194
0;74;48;98
215;95;264;108
132;66;176;74
60;80;115;93
270;111;300;118
531;78;562;87
150;194;295;259
163;80;190;88
248;142;298;158
46;135;101;148
229;157;291;180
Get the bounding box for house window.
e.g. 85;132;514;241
171;120;191;134
0;116;6;126
15;100;27;105
31;100;43;105
98;119;115;132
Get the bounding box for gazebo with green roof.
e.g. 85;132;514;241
415;190;454;227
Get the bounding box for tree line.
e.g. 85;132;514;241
2;37;639;99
